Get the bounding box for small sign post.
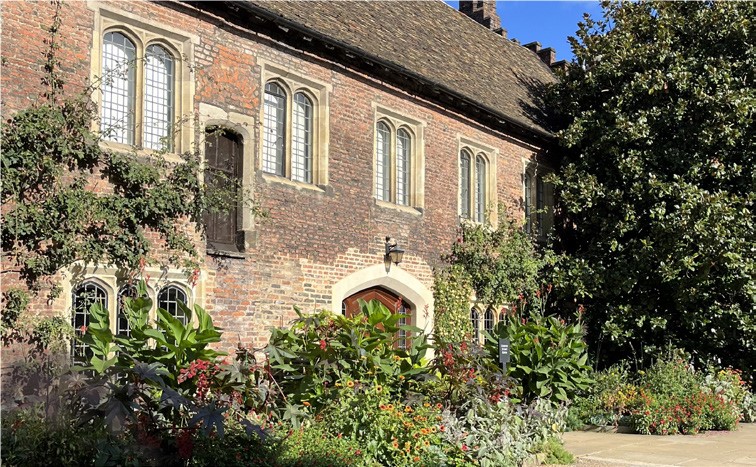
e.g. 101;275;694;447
498;338;511;373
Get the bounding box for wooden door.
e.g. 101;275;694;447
342;287;411;349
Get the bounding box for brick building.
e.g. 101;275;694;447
1;0;561;356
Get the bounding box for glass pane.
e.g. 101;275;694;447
263;82;286;176
158;285;188;325
475;155;486;223
396;129;411;206
470;308;479;342
537;176;545;236
143;44;174;151
375;122;391;201
292;92;313;183
484;308;494;333
524;174;532;233
101;32;136;144
116;285;137;337
72;282;108;364
460;151;471;219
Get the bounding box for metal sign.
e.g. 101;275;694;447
498;338;511;372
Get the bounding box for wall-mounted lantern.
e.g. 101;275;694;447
384;236;405;269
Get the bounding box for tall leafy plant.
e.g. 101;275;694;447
266;299;431;413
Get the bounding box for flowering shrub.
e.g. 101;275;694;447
319;381;450;466
433;340;514;407
266;300;431;414
627;356;743;435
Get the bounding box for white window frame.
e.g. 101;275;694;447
523;161;555;240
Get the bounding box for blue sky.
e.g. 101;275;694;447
445;1;605;61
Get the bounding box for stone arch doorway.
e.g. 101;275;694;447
330;264;435;353
342;286;411;349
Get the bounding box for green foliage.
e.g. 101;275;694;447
433;219;550;345
432;265;474;345
434;341;513;408
538;437;575;465
266;300;431;415
550;0;756;375
1;407;144;467
319;384;447;466
275;423;372;467
439;396;567;467
489;306;592;403
1;288;30;335
77;281;224;378
0;9;251;296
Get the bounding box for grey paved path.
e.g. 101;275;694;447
559;423;756;466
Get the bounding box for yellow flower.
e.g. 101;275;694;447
347;380;355;388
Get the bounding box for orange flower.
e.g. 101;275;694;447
302;401;311;407
413;456;420;462
346;380;355;388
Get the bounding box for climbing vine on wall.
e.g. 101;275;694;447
0;2;244;299
432;218;550;344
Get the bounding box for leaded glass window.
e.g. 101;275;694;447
263;82;286;176
375;121;391;201
101;31;136;144
72;282;108;364
116;285;137;338
460;151;471;219
291;92;313;183
143;44;174;151
470;308;479;342
475;154;487;223
484;307;494;334
396;129;411;206
158;285;188;325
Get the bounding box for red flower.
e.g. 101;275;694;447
319;339;327;350
461;444;469;452
79;325;87;334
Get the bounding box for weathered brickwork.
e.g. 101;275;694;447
1;0;551;357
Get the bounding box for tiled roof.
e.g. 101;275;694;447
244;1;556;138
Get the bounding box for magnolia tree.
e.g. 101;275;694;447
550;1;755;375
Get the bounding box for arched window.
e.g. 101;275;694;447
396;128;411;206
158;285;188;325
524;173;532;233
143;44;174;151
101;31;136;145
536;175;545;237
72;282;108;363
116;285;137;337
460;148;490;223
499;309;506;323
475;154;487;223
460;150;472;219
375;121;391;201
204;128;242;250
291;92;313;183
262;81;287;176
484;307;494;334
470;308;479;342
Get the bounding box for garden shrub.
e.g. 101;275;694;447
1;407;145;466
266;300;431;414
629;355;742;434
488;303;592;403
433;340;514;408
275;423;374;467
440;396;567;467
318;382;448;466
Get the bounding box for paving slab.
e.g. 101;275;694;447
561;423;756;467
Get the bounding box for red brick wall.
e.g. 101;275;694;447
1;1;548;355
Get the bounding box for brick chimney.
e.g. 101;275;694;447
459;1;506;37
